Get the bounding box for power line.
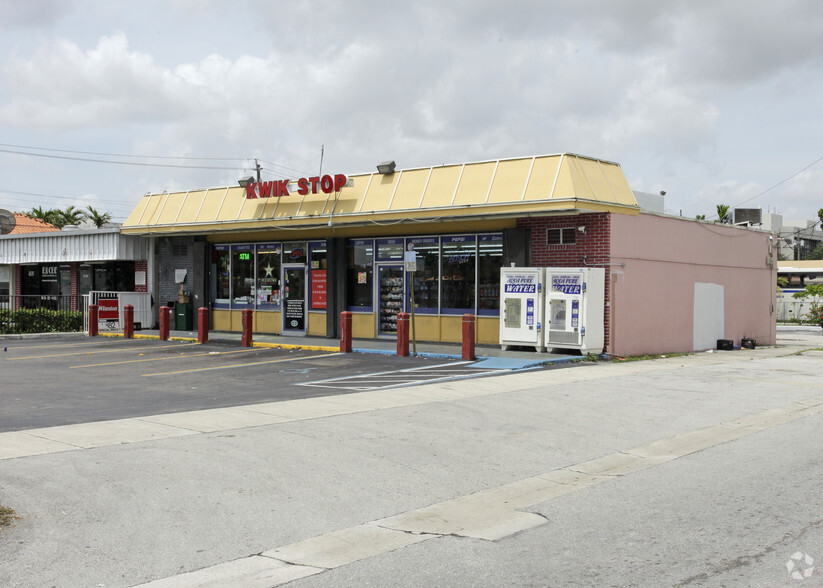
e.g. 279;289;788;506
0;142;246;162
730;155;823;210
0;147;241;170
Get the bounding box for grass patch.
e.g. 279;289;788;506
0;502;18;529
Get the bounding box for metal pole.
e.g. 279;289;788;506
409;270;417;357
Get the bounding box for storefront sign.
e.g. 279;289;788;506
311;270;327;309
245;174;348;199
551;274;582;295
98;298;120;331
503;273;537;294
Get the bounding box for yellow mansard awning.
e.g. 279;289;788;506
122;153;639;235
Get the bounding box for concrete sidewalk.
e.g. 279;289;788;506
0;330;821;586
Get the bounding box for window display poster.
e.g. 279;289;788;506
311;270;327;309
358;271;368;284
285;299;305;330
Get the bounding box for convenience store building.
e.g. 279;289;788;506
121;153;777;355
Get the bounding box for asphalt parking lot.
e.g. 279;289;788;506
0;336;550;432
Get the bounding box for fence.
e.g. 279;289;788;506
0;295;84;334
83;291;153;333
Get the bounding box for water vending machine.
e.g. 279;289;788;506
499;267;545;352
544;267;605;355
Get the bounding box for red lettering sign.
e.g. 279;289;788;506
311;270;327;310
98;299;119;319
245;174;347;199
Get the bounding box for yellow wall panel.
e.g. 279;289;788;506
420;166;462;208
255;311;281;334
156;193;188;224
359;174;396;213
195;188;228;222
579;158;617;203
175;190;206;224
329;175;369;215
389;169;431;210
476;317;499;345
410;315;440;342
308;312;327;336
488;159;531;204
439;316;463;343
524;156;562;201
216;189;246;221
453;162;496;206
212;309;232;331
352;312;375;339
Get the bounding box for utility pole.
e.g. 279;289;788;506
255;159;261;182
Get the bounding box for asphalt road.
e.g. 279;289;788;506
0;336;538;432
1;330;822;587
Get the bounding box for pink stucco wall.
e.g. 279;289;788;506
609;213;776;356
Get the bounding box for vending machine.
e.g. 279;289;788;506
499;267;545;352
543;267;605;355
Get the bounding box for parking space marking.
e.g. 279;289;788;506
5;342;200;361
142;352;344;377
1;340;109;350
297;361;510;391
70;347;264;369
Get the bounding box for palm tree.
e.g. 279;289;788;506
716;204;731;224
58;205;84;227
28;206;62;226
84;205;112;228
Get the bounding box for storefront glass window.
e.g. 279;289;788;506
408;237;439;313
376;238;404;261
79;265;93;296
283;242;307;265
478;234;503;316
346;239;373;310
440;235;476;314
213;246;231;307
232;244;254;306
256;243;281;308
309;241;327;310
0;265;9;305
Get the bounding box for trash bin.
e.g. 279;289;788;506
175;302;193;331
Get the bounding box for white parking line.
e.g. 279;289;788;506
297;361;510;391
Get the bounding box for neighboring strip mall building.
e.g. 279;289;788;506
120;153;777;356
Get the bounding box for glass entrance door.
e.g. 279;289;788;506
282;266;306;334
377;265;404;337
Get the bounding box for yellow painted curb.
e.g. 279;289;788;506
252;342;339;352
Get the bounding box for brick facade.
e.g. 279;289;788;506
517;213;612;351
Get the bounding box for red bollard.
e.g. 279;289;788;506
241;308;253;347
397;312;410;357
340;311;352;353
88;304;99;336
198;307;209;344
462;313;476;361
159;305;170;341
123;304;134;339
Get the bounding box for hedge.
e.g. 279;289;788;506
0;308;84;334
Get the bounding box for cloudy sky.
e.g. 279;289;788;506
0;0;821;223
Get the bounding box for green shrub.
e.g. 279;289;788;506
0;308;83;334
